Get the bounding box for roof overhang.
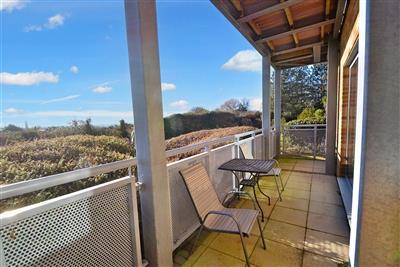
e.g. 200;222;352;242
211;0;346;69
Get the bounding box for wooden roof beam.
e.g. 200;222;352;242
321;0;332;40
256;19;336;43
333;0;346;38
280;0;299;47
272;41;324;56
237;0;304;23
275;54;313;64
313;44;322;63
230;0;243;14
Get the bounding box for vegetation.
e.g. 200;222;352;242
0;126;254;212
164;110;261;139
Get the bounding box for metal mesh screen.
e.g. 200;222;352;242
1;185;137;267
282;125;326;158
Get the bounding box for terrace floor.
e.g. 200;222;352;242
174;158;350;267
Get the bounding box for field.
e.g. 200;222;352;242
0;126;255;212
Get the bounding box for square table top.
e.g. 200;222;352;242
218;158;275;174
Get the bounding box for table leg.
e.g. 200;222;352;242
252;185;265;222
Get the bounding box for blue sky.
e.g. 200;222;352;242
1;0;264;127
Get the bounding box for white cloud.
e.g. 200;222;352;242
46;14;64;29
93;85;112;94
4;107;23;114
249;97;262;111
41;94;80;104
161;82;176;91
222;50;262;72
0;71;59;86
0;0;28;12
170;100;189;110
70;65;79;74
24;13;65;32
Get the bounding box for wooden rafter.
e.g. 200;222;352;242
333;0;346;38
272;41;324;56
313;44;322;62
256;19;335;43
280;0;299;47
321;0;332;40
275;54;313;64
237;0;303;23
230;0;243;14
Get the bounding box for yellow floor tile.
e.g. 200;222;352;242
310;191;343;205
181;245;207;267
302;252;341;267
192;248;245;267
309;201;346;219
282;188;310;200
264;220;305;250
270;206;307;227
285;181;311;191
250;240;302;267
209;233;259;261
276;196;309;211
307;213;350;237
304;229;349;262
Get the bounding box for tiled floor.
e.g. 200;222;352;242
175;158;350;267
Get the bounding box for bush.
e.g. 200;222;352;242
0;135;134;212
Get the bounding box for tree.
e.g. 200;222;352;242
281;63;327;121
219;98;249;112
190;107;209;114
119;119;129;138
3;124;23;132
84;118;94;135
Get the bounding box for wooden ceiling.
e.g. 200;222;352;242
212;0;343;68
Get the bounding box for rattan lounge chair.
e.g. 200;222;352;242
179;163;266;267
239;145;284;199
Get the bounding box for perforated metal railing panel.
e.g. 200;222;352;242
0;184;137;267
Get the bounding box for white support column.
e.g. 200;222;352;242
350;1;399;266
124;1;173;266
262;56;271;160
274;68;281;157
325;38;339;175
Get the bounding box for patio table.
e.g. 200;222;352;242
219;159;276;222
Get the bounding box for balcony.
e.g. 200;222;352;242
174;158;349;267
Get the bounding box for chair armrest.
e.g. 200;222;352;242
202;210;244;234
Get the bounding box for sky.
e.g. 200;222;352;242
1;0;265;127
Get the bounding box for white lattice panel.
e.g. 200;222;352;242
0;181;138;267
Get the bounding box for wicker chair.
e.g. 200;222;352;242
179;163;266;267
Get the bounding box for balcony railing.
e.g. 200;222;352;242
0;128;273;266
282;124;326;159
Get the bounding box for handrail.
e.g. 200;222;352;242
0;128;264;200
0;159;137;200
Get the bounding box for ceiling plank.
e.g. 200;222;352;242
256;19;336;43
248;21;262;35
230;0;243;13
321;0;332;40
313;44;322;62
280;0;299;47
275;54;313;64
272;41;324;56
237;0;304;23
211;0;271;57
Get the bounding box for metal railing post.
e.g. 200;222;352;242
313;125;317;159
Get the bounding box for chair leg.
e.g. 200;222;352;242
274;174;283;201
191;224;205;255
279;172;284;191
257;217;266;250
239;232;251;267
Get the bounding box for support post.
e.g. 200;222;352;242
262;56;271;160
325;38;339;175
274;68;281;157
124;1;173;266
349;1;399;266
